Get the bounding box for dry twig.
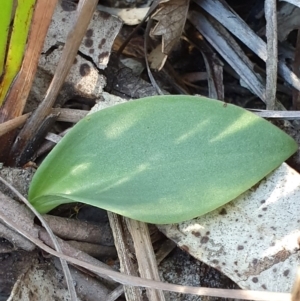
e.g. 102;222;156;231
265;0;278;109
42;214;112;245
0;0;58;123
10;0;99;166
195;0;300;93
126;218;166;301
0;176;78;301
188;10;266;102
292;30;300;109
0;203;292;300
108;212;143;301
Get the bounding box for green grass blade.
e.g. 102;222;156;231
28;96;298;224
0;0;14;76
0;0;36;106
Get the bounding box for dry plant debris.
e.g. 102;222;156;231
150;0;190;55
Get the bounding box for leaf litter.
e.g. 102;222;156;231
150;0;190;55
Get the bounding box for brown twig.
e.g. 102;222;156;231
0;175;78;301
183;32;224;100
108;212;143;301
0;108;88;138
126;218;166;301
0;191;36;251
42;214;113;245
0;113;31;138
39;228;118;285
52;257;111;301
9;0;99;166
0;0;58;123
66;240;116;259
0;206;292;300
0;0;58;163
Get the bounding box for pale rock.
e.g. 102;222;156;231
158;163;300;293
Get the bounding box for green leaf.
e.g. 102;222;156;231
0;0;36;106
0;0;13;76
28;96;298;224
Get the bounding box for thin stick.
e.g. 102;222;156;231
0;113;30;137
10;0;99;165
265;0;278;110
144;19;164;95
0;108;88;139
249;109;300;119
126;218;165;301
292;30;300;109
0;176;77;301
0;204;292;301
108;212;143;301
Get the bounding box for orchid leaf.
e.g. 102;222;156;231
28;96;297;224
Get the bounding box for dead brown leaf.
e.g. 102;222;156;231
150;0;190;55
148;43;168;70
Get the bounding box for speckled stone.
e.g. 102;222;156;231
159;163;300;293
